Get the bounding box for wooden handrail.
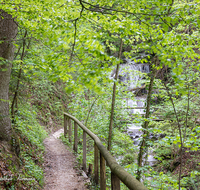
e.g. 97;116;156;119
64;112;148;190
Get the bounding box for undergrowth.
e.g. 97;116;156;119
0;103;47;190
1;69;68;189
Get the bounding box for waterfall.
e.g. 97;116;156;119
116;60;149;142
118;59;149;90
118;60;149;115
117;60;157;166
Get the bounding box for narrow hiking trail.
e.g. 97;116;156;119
43;129;88;190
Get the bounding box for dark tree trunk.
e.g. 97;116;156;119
0;10;18;141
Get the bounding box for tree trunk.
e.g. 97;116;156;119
107;39;123;151
136;57;157;181
0;10;18;141
11;30;28;120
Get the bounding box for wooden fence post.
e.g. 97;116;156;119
100;153;106;190
73;121;78;153
64;115;67;138
63;112;149;190
94;143;99;184
83;131;86;172
68;118;72;143
111;172;120;190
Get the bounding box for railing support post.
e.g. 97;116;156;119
73;121;78;153
68;118;72;142
94;143;99;184
64;115;68;138
100;153;106;190
111;172;120;190
63;112;149;190
83;131;86;172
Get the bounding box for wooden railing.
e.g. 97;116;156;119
64;112;148;190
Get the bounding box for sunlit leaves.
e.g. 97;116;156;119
2;0;200;96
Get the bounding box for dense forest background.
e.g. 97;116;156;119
0;0;200;189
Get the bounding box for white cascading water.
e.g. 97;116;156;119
118;60;149;90
118;59;156;167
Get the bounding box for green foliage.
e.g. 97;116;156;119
112;128;137;158
0;103;47;189
15;103;47;149
14;103;47;188
1;0;200;189
59;83;140;188
21;155;44;186
121;154;135;166
147;172;181;190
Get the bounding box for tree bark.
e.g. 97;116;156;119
107;39;123;151
136;57;157;181
0;10;18;141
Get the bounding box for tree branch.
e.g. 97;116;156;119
80;0;163;17
69;3;84;62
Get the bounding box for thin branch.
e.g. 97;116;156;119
159;15;173;31
82;15;103;29
80;0;163;17
69;4;84;62
183;83;190;143
69;19;78;62
11;30;31;120
79;0;151;27
14;44;22;60
85;96;99;127
167;0;175;15
163;82;183;190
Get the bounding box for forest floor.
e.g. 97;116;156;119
43;129;88;190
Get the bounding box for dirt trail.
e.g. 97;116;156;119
43;129;87;190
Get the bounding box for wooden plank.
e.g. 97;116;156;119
100;153;106;190
83;131;86;172
64;115;67;137
111;172;120;190
73;121;78;153
68;118;72;143
94;143;99;184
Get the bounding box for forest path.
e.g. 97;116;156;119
43;129;87;190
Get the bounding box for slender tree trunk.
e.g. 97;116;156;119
85;95;98;127
107;39;123;151
136;57;157;181
0;10;18;141
11;30;28;120
163;82;183;190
